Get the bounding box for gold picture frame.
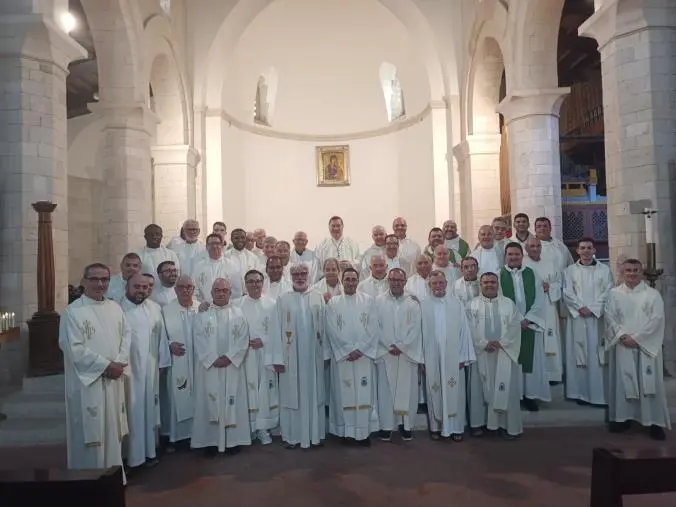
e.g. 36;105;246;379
316;145;350;187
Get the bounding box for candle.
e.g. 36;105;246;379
645;209;655;244
10;312;15;328
1;313;5;332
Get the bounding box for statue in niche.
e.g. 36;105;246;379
254;76;270;126
389;73;406;121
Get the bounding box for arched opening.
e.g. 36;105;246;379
556;0;607;259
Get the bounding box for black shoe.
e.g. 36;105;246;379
224;446;240;455
576;399;590;406
608;421;631;433
399;425;413;441
470;427;484;438
649;425;666;441
378;430;392;442
521;398;539;412
417;403;428;414
143;457;159;468
283;441;298;449
356;438;371;447
203;447;218;457
498;428;517;441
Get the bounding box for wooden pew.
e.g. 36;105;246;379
0;466;125;507
590;447;676;507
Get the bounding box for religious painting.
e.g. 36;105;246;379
316;145;350;187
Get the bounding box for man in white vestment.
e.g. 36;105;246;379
168;219;204;277
454;257;480;304
315;216;360;266
491;217;509;253
423;228;445;262
263;256;292;300
59;264;131;481
563;237;613;405
384;234;412;275
161;275;200;449
604;259;671;440
359;225;387;279
120;273;171;469
513;213;533;247
432;245;460;286
392;217;421;270
276;264;329;449
151;260;178;307
405;254;432;301
442;220;471;267
262;236;278;262
276;240;293;281
235;270;285;445
108;253;141;302
358;254;389;297
193;233;243;302
290;231;319;283
534;217;573;273
374;268;423;442
251;228;267;261
467;273;523;439
523;237;564;383
191;278;252;455
226;228;261;279
421;271;475;441
472;225;505;277
137;224;180;296
499;242;548;411
312;258;343;303
326;268;379;445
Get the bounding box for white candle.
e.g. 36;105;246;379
645;209;656;244
10;312;15;328
1;313;5;332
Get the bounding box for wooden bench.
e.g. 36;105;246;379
590;447;676;507
0;466;125;507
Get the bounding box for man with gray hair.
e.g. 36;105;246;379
290;231;319;283
359;225;387;279
168;219;204;277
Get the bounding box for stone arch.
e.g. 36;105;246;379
198;0;446;111
79;0;146;105
144;15;191;146
509;0;565;89
467;37;505;136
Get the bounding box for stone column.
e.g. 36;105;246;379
99;104;155;267
151;145;201;234
453;133;502;239
580;0;676;370
497;88;570;237
0;11;85;323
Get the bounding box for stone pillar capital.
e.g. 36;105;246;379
496;88;570;125
0;14;86;73
151;145;201;168
579;0;676;51
98;102;158;136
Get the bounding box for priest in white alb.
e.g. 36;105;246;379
467;273;523;440
563;237;613;405
523;237;564;383
193;233;244;302
454;257;480;304
59;263;131;481
384;234;412;276
312;258;343;303
499;242;548;411
120;273;171;468
263;256;292;300
107;253;141;302
472;225;504;276
358;225;387;279
191;278;252;455
290;231;320;283
421;271;475;441
235;270;284;445
405;254;432;301
167;219;204;277
375;268;423;442
358;254;389;297
276;264;329;448
604;259;670;440
137;224;180;297
326;268;379;445
161;275;200;449
315;216;360;265
432;245;460;286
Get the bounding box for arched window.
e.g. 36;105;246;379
379;62;406;122
253;66;279;126
159;0;171;15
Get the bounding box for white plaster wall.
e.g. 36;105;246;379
213;0;435;249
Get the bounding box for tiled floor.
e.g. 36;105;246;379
0;426;674;507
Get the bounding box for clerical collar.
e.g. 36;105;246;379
82;294;106;304
294;250;305;256
213;303;229;309
578;259;597;266
179;301;194;309
145;245;161;251
389;291;404;299
515;232;530;242
507;265;522;272
479;294;498;302
463;277;478;282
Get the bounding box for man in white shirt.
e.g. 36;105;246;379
392;217;421;269
423;228;445;262
384;234;412;275
167;219;204;277
442;220;471;267
108;253;141;302
151;261;178;307
290;231;319;283
193;233;243;302
315;216;360;266
358;255;389;297
454;257;480;304
359;225;387;279
432;245;460;286
137;224;180;296
59;263;131;483
472;225;504;276
513;213;532;247
263;256;292;300
534;216;573;273
226;228;261;279
405;254;432;301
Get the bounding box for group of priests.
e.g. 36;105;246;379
58;213;671;482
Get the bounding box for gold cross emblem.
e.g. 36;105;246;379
448;377;457;388
262;316;269;334
81;320;95;340
431;383;441;392
343;378;352;388
205;321;215;338
337;314;344;330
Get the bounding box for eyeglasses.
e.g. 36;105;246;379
176;285;195;291
86;277;110;284
245;279;264;285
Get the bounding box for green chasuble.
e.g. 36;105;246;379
448;238;470;264
500;267;536;373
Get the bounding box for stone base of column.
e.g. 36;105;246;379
27;311;62;377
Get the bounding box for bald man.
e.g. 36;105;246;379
471;225;504;276
392;217;421;269
359;225;388;280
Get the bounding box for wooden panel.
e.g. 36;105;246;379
500;125;511;216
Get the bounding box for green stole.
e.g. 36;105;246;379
500;266;536;373
448;238;470;264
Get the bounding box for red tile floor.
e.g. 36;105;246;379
0;427;674;507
